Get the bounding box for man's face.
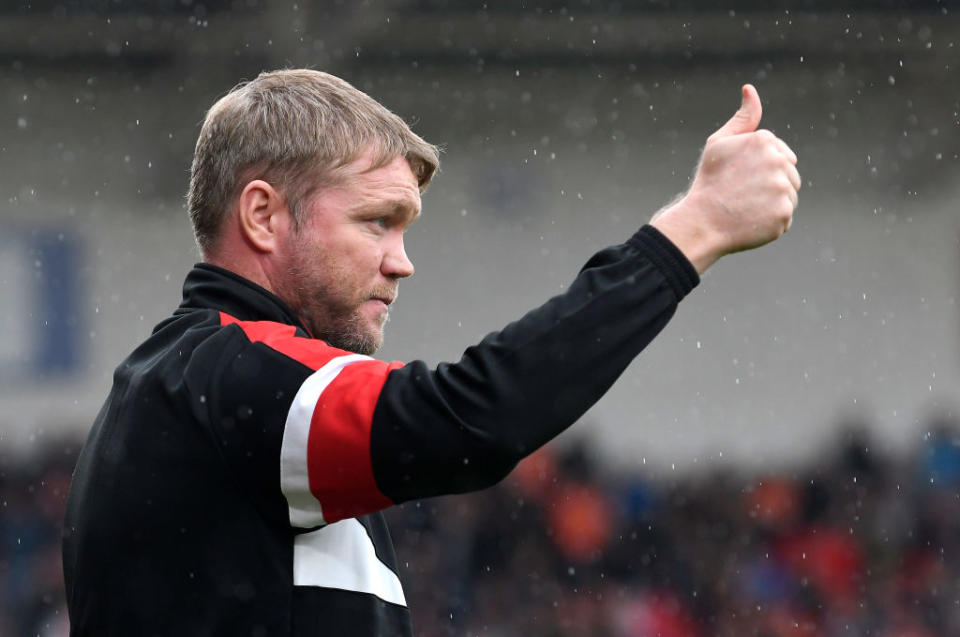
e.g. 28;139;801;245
278;151;421;355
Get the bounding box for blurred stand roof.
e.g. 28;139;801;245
0;1;953;72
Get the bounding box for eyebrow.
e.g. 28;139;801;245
352;198;421;225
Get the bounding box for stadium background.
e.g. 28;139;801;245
1;1;958;634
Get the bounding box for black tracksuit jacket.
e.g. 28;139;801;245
62;224;698;636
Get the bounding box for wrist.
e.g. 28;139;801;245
649;196;723;274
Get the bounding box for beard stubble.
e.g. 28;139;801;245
282;242;392;356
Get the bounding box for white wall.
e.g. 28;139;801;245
2;58;957;474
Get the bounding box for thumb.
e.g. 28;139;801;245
710;84;762;139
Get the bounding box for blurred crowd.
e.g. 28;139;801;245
3;420;960;636
0;437;75;636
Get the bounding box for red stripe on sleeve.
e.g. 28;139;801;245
221;312;404;521
307;359;404;522
220;312;344;371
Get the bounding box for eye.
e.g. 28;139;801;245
365;217;389;230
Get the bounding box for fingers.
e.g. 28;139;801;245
783;161;800;233
774;136;797;165
785;184;799;211
709;84;762;140
785;162;802;192
777;142;800;216
760;129;801;191
766;132;801;191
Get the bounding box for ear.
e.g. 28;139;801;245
237;180;290;253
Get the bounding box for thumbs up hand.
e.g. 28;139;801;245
709;83;765;139
651;85;800;274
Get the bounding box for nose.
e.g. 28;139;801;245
382;235;415;279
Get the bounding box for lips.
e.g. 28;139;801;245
364;294;394;319
368;287;397;307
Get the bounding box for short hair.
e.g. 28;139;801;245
187;69;440;254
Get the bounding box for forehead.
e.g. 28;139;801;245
339;152;420;208
305;150;422;227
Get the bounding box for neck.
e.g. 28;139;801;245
204;247;275;297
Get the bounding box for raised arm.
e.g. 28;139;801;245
209;85;801;528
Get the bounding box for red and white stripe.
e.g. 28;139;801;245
280;353;370;527
220;313;400;526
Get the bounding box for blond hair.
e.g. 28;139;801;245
187;69;440;254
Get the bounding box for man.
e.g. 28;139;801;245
63;69;799;636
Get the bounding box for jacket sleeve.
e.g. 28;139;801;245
210;225;697;529
369;224;698;504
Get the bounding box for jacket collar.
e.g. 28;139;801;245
176;263;310;334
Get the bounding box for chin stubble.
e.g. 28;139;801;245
283;253;392;355
308;305;389;356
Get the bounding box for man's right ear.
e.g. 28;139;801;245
237;180;290;253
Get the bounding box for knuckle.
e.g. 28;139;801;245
751;135;780;158
781;199;796;218
766;173;792;196
765;144;785;162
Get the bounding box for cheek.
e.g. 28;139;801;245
342;242;385;276
319;252;368;300
299;231;384;297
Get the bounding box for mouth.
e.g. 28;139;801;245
368;288;397;307
365;296;394;317
363;287;398;321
